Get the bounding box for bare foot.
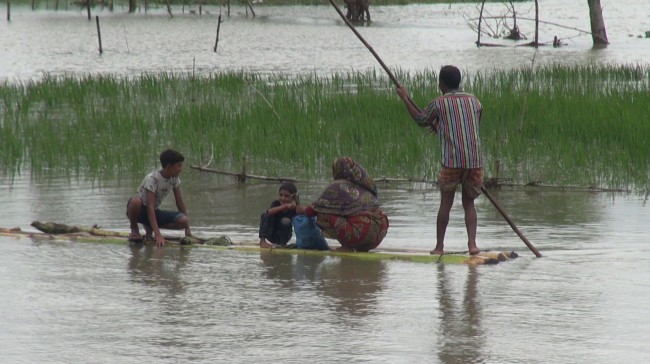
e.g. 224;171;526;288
430;243;444;255
259;239;277;249
128;232;143;242
468;247;481;255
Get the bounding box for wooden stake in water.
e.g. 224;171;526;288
214;14;222;53
245;0;255;17
123;25;130;53
95;16;103;55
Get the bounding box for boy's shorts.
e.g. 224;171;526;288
128;198;183;228
438;166;483;199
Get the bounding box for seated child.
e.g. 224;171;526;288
126;149;192;247
259;182;298;248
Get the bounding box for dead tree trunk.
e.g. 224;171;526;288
587;0;609;45
476;0;485;46
534;0;539;46
166;0;173;18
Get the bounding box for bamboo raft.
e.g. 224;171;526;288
0;221;519;265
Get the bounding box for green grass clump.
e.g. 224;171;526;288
1;63;649;189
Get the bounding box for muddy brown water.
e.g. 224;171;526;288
2;1;650;363
2;174;650;363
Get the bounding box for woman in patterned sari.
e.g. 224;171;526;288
296;156;389;252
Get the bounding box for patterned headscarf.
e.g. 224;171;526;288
312;157;379;216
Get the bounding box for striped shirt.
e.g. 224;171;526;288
414;89;483;168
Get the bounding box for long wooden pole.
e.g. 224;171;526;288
481;186;542;257
328;0;400;86
328;0;542;257
327;0;419;110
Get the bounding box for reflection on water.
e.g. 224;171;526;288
2;225;650;362
258;251;386;318
436;265;484;364
318;256;386;318
127;243;190;295
259;250;295;282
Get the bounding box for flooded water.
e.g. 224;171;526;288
1;0;649;82
3;174;650;363
2;1;650;363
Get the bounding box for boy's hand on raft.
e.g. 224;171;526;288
155;233;165;247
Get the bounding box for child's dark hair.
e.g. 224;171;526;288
439;65;462;89
160;149;185;167
279;182;297;196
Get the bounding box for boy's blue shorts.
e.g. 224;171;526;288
128;198;183;228
137;208;183;228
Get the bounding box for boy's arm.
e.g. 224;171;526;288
173;186;187;215
267;201;295;216
396;86;423;119
397;86;438;134
173;186;191;237
145;190;165;246
295;204;316;217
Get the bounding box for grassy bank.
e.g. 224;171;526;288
1;64;649;189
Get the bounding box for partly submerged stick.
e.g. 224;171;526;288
481;185;542;257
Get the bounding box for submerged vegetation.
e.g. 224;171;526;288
1;64;649;189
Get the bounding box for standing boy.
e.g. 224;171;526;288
396;65;483;255
259;182;298;248
127;149;192;246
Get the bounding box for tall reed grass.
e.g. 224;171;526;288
1;63;648;189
